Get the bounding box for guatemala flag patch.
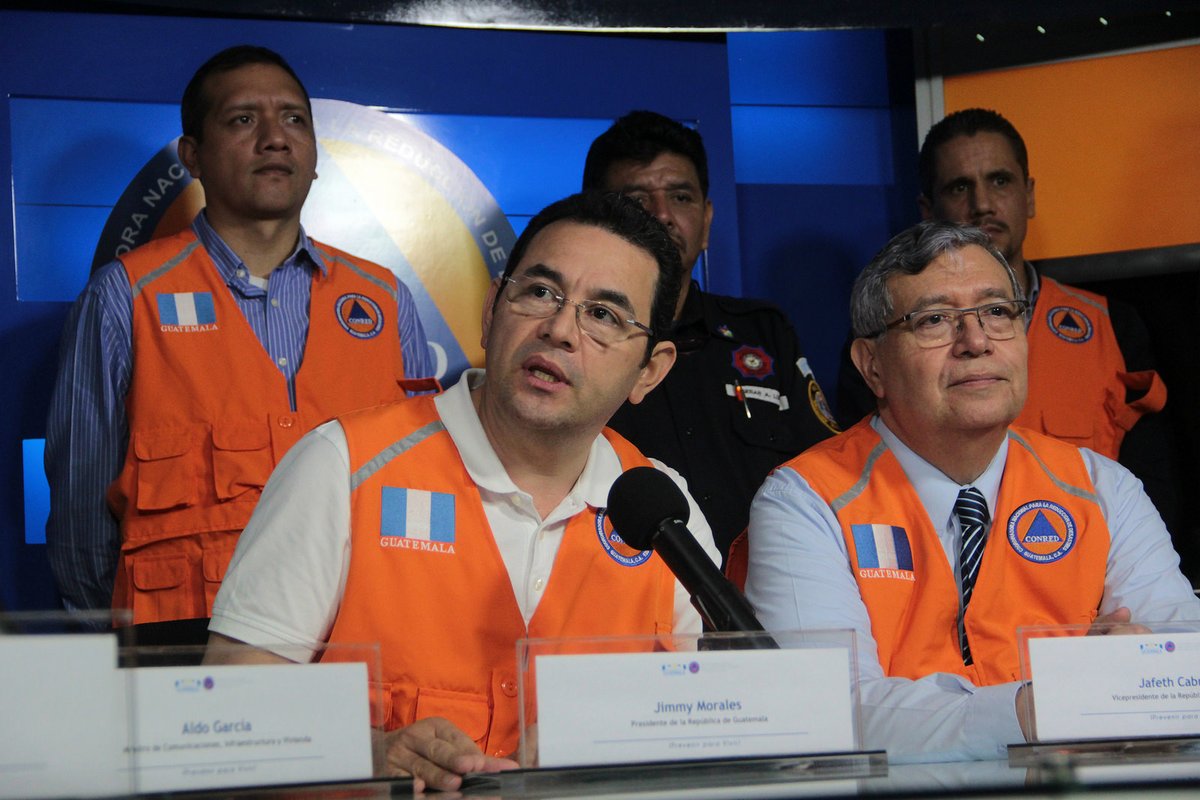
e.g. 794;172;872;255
380;488;456;554
851;524;915;580
156;292;217;327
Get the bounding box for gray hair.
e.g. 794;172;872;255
850;221;1022;339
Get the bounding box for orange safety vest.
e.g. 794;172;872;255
109;229;411;624
782;420;1110;686
328;396;677;758
1019;276;1165;459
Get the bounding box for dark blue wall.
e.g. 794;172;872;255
0;11;915;610
729;30;920;390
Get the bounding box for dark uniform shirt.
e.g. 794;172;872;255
608;282;839;562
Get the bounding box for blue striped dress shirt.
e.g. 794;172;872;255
44;212;433;612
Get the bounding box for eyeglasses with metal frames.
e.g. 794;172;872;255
500;275;654;344
877;299;1029;348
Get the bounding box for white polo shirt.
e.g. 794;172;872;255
211;369;720;657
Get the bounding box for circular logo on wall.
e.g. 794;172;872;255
1006;500;1077;563
594;508;653;567
1046;305;1093;344
92;99;516;384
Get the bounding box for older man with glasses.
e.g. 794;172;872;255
744;220;1199;763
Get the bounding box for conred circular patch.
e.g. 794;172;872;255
1045;305;1093;344
336;293;384;339
1006;500;1077;563
594;508;652;567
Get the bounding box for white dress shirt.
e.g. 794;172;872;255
746;416;1200;762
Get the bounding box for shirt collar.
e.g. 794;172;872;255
871;416;1008;531
1024;261;1040;307
190;210;326;283
433;368;621;508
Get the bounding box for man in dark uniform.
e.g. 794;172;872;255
583;110;838;561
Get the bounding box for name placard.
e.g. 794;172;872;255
535;647;855;767
126;662;373;792
0;635;128;799
1029;630;1200;741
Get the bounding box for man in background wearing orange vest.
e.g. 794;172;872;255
45;46;433;640
838;108;1175;538
204;192;720;791
746;221;1199;762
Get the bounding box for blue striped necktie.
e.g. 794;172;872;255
954;486;989;665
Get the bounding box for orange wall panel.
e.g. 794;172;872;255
944;44;1200;259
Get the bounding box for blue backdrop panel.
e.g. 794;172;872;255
726;28;919;413
736;183;911;412
23;440;47;546
11;98;180;205
398;115;614;217
14;205;111;302
727;30;891;107
730;105;895;186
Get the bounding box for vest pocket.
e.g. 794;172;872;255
129;554;194;622
730;399;801;456
414;687;492;747
1038;406;1094;445
212;423;273;501
133;428;200;511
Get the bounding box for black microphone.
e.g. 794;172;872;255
607;466;775;646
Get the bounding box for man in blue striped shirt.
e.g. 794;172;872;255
44;45;433;635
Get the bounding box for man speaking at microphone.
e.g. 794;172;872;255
204;192;720;791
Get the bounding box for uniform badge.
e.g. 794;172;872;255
725;383;789;410
1006;500;1076;563
336;293;385;340
595;508;652;567
731;345;774;380
156;291;217;331
808;381;840;433
716;324;734;339
851;524;915;581
379;487;456;554
1046;305;1093;344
